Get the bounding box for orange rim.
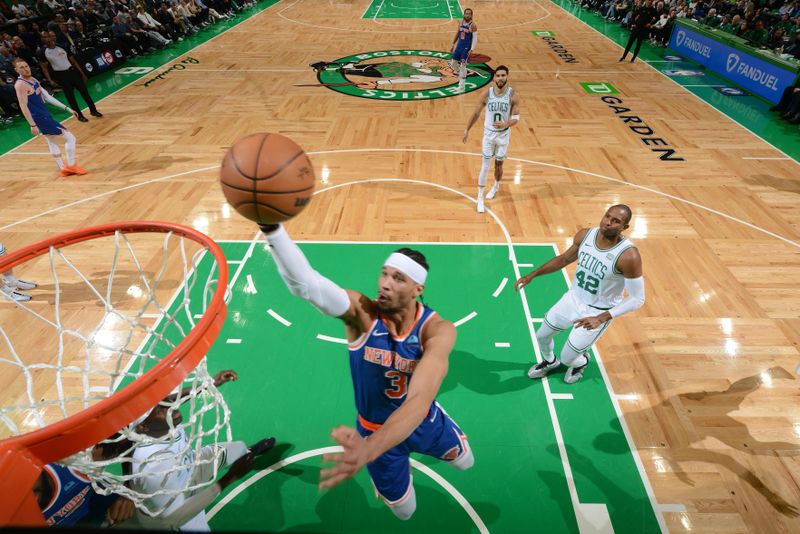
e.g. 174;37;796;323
0;221;228;526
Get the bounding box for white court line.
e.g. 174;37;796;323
550;393;574;400
549;1;797;164
5;152;51;155
453;311;477;327
680;84;724;87
518;263;534;268
226;338;242;344
206;446;489;532
267;308;292;327
615;393;640;401
227;260;243;264
494;342;511;348
245;274;257;294
89;386;111;393
193;313;203;319
492;277;508;297
742;157;791;160
316;334;348;344
140;313;161;319
4;147;796;250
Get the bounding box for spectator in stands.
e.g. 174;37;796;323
766;27;787;51
702;8;720;26
0;77;17;125
11;0;34;20
55;21;77;52
785;32;800;57
155;3;185;42
16;23;39;50
11;36;40;73
720;14;740;33
135;6;174;42
38;31;102;122
0;45;14;77
111;15;142;54
744;19;769;46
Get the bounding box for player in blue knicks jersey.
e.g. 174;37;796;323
32;463;134;527
260;223;474;520
450;7;477;92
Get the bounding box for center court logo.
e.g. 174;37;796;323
309;50;492;101
726;53;740;73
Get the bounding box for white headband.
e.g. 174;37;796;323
384;253;427;285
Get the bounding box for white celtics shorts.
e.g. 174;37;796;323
542;291;613;353
482;128;510;161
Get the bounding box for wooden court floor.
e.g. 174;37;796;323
0;1;799;532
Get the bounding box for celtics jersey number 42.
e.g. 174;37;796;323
571;227;635;309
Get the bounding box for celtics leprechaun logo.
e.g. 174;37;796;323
306;50;492;100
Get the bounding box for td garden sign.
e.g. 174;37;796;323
311;49;493;100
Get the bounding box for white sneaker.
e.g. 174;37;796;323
10;279;36;290
477;197;485;213
487;182;500;200
1;285;31;302
564;353;590;384
528;358;561;379
457;80;466;93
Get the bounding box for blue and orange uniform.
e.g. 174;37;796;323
452;19;475;63
16;77;66;136
349;302;470;504
39;464;117;527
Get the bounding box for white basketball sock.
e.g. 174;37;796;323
45;137;64;170
63;131;77;167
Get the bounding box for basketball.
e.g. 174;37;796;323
219;133;315;225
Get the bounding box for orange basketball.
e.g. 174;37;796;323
219;133;315;225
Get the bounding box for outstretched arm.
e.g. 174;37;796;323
319;319;456;489
515;228;588;291
463;90;488;143
40;87;77;117
261;224;366;332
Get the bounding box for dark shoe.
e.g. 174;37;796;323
249;437;276;457
769;105;782;111
90;110;103;118
77;115;89;122
781;111;793;119
630;58;635;63
789;114;800;124
618;57;625;62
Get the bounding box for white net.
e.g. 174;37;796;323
0;228;233;517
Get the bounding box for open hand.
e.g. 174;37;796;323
319;426;371;490
514;274;533;291
573;314;606;330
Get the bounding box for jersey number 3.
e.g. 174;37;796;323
384;371;408;399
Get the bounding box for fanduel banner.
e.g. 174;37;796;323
669;24;798;103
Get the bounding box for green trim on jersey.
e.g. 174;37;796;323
592;228;630;252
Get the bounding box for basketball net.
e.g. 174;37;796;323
0;223;232;520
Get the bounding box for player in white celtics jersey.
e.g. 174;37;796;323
462;65;520;213
93;370;275;531
514;205;645;384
